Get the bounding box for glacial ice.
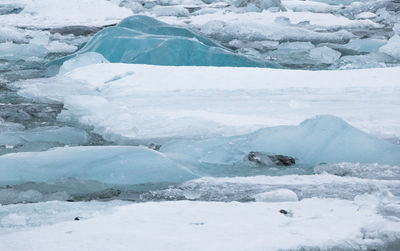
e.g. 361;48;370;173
50;15;274;70
379;34;400;59
0;146;197;186
58;52;109;75
0;126;89;153
309;46;341;64
161;115;400;166
152;6;190;17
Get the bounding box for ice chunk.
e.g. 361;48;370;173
335;52;392;70
152;6;189;17
162;115;400;165
0;42;46;61
58;52;109;75
0;126;89;156
267;42;318;66
355;12;377;19
394;24;400;35
282;0;342;13
309;46;341;64
379;34;400;59
0;26;27;43
0;126;88;147
234;0;284;11
253;189;298;202
344;38;387;53
0;146;198;185
45;41;77;54
50;15;276;70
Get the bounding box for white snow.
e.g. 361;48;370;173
0;0;133;28
0;197;399;251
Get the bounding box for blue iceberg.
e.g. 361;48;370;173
49;15;277;73
161;115;400;166
0;146;198;186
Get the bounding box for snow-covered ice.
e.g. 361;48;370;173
1;197;400;251
13;64;400;141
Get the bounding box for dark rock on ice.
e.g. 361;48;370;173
279;209;288;215
148;144;162;151
248;152;296;167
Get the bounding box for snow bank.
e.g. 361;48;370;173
0;198;399;250
0;0;133;28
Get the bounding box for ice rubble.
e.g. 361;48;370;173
0;0;399;71
50;15;273;71
148;173;400;201
315;162;400;180
380;34;400;60
0;146;197;186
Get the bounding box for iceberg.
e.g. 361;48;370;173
49;15;275;72
0;146;198;186
161;115;400;166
